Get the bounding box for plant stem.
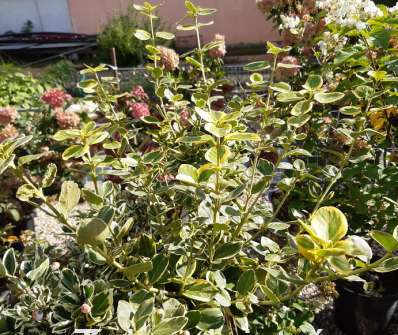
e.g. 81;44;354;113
195;15;207;83
260;252;391;306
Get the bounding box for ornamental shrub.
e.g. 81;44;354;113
0;1;398;334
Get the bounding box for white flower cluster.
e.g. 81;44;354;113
317;31;348;57
390;2;398;13
279;15;301;32
316;0;382;30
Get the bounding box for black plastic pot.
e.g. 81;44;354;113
334;273;398;335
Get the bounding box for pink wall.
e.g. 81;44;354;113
68;0;280;45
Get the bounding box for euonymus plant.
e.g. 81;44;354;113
1;2;398;334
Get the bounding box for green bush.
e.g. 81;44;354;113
96;5;170;67
0;1;398;334
0;64;46;109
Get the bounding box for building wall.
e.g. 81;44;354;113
67;0;279;45
0;0;72;34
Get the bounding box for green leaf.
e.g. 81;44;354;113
393;225;398;241
76;218;111;246
258;159;274;176
260;283;281;304
214;242;242;260
134;29;151;40
237;270;255;295
16;184;37;202
87;247;107;265
336;236;372;263
185;57;202;68
205;145;230;164
97;206;115;224
0;155;15;175
353;85;374;100
178;135;215;145
300;321;318;335
291;101;313;116
198;7;217;16
243;61;270;72
138;234;156;258
197;308;224;331
375;257;398;273
148;254;169;283
117;300;133;332
122;262;153;281
339;106;362;116
134;298;154;330
26;258;49;281
153;316;188;335
277;62;301;69
18;153;45;167
370;231;398;252
185;0;198;14
250;72;264;83
82;188;103;207
78;79;98;93
185;310;201;329
183;280;217;302
53;129;80;141
103;141;121;149
195;107;216;123
176;255;196;278
224;132;261;142
328;256;352;273
116;218;135;242
295;234;317;261
277;92;304;103
267;41;291;55
176;164;198;184
91;290;113;317
3;248;16;276
176;24;196;31
314;92;345;104
303;75;323;90
269;82;291;93
252;177;269;194
42;163;57;188
59;181;80;215
142;151;162;164
156;31;175;40
285;148;312;157
61;268;80;292
204;123;232;138
288;114;311;128
310;207;348;243
62;144;85;160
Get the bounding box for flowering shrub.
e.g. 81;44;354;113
41;88;72;109
0;1;398;334
0;107;18;126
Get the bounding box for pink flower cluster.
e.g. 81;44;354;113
0;106;18;125
158;46;180;71
129;102;150;119
55;110;80;129
130;85;149;101
209;34;227;58
41;88;72;109
0;124;19;143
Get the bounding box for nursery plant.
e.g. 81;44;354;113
1;1;398;334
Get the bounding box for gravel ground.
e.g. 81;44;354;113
33;206;398;335
33;203;89;247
